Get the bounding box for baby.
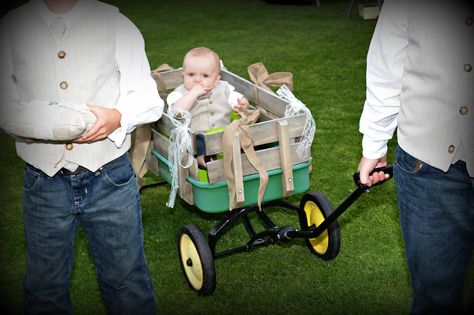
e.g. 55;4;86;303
167;47;249;167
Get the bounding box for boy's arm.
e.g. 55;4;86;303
358;0;408;185
97;13;164;147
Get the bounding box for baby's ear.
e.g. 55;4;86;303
213;74;221;86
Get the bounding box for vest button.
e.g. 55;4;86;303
210;111;214;116
466;17;473;26
60;81;68;89
211;123;215;128
65;143;74;151
57;50;66;59
459;106;469;115
464;64;472;72
209;100;213;104
448;145;455;154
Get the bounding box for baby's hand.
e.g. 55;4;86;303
190;84;209;97
234;97;249;112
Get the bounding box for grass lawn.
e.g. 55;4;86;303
0;0;472;314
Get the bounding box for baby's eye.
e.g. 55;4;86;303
187;72;194;77
203;74;209;78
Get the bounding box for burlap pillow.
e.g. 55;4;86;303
2;103;96;141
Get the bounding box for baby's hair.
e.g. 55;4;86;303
183;47;220;71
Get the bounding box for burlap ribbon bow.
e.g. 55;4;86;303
151;63;174;95
223;108;269;210
248;62;294;94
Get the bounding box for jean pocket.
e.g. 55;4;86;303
103;159;135;187
23;166;41;192
394;145;426;174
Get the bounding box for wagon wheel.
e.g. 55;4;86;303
298;192;340;260
177;224;216;295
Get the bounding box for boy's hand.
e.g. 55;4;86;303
358;155;390;186
75;105;121;143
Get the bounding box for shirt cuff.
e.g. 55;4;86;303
362;135;388;159
228;90;243;108
108;125;128;148
167;90;183;107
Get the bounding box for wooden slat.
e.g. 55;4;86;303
147;149;160;176
153;113;194;138
151;128;170;157
178;165;194;205
201;114;306;155
152;118;197;154
206;142;310;183
221;69;288;117
188;159;199;181
277;120;294;197
232;132;245;206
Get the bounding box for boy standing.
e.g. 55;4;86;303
0;0;162;313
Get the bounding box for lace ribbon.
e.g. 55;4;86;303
163;108;194;208
276;85;316;158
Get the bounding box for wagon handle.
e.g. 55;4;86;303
288;165;394;240
353;165;394;190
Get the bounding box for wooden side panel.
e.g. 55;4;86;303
206;142;310;183
201;114;306;155
160;69;183;90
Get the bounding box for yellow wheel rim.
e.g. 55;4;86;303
304;200;329;254
179;234;203;290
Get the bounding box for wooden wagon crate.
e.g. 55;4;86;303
149;68;312;213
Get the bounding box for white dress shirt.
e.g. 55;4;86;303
359;0;473;176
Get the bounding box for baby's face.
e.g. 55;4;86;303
182;54;220;92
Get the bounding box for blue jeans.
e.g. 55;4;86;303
22;153;156;315
394;146;473;315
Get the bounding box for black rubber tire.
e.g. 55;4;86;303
177;224;216;295
298;192;341;260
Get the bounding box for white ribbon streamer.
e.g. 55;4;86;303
163;108;194;208
276;85;316;158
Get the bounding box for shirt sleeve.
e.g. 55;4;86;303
108;13;164;147
227;83;243;108
359;0;408;159
166;90;184;108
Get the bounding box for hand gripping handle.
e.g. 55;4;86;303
353;165;394;189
